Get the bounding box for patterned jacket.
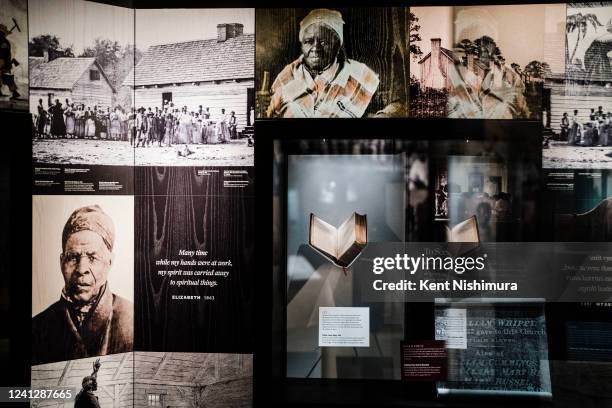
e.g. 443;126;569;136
268;56;379;118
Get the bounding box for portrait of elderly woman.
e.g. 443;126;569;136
32;198;134;366
257;8;411;118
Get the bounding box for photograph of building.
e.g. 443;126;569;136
29;0;136;166
410;5;548;119
130;8;255;166
29;4;255;167
31;352;253;408
29;55;115;111
417;38;455;91
409;7;454;117
132;352;252;408
129;23;254;130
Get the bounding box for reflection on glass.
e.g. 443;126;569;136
286;153;406;379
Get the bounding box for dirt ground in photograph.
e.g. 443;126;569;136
543;141;612;169
32;138;254;166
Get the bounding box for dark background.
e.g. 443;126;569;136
2;112;32;396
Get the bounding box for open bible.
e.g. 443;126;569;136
309;212;367;268
445;215;480;255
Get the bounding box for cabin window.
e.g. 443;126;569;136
162;92;172;106
90;70;100;81
147;393;162;406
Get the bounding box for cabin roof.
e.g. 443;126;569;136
417;47;455;65
29;57;115;92
126;34;254;87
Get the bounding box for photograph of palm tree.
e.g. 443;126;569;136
565;5;610;78
409;5;549;119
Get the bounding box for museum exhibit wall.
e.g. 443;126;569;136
0;0;610;407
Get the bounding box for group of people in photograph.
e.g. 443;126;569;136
33;98;128;140
33;98;253;148
132;102;239;148
559;107;612;147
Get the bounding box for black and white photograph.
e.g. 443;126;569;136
32;195;134;366
31;354;133;408
132;352;252;408
131;8;254;166
31;352;253;408
409;5;548;119
29;0;136;166
256;8;410;118
409;7;454;118
543;2;612;169
0;0;28;110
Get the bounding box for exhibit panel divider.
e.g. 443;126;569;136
25;2;256;407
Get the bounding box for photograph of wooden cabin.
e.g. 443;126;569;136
409;7;454;117
29;0;136;166
543;3;612;169
410;5;549;119
31;352;253;408
129;8;255;166
29;55;115;113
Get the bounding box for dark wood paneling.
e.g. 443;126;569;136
134;166;254;197
135;167;254;353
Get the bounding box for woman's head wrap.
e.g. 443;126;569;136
299;9;345;45
62;205;115;252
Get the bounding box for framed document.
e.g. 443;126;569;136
435;298;552;398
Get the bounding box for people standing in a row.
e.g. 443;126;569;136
48;99;66;138
34;99;247;147
133;105;237;148
562;107;612;147
34;98;132;141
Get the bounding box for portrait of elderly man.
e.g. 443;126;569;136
32;205;133;365
267;8;380;118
